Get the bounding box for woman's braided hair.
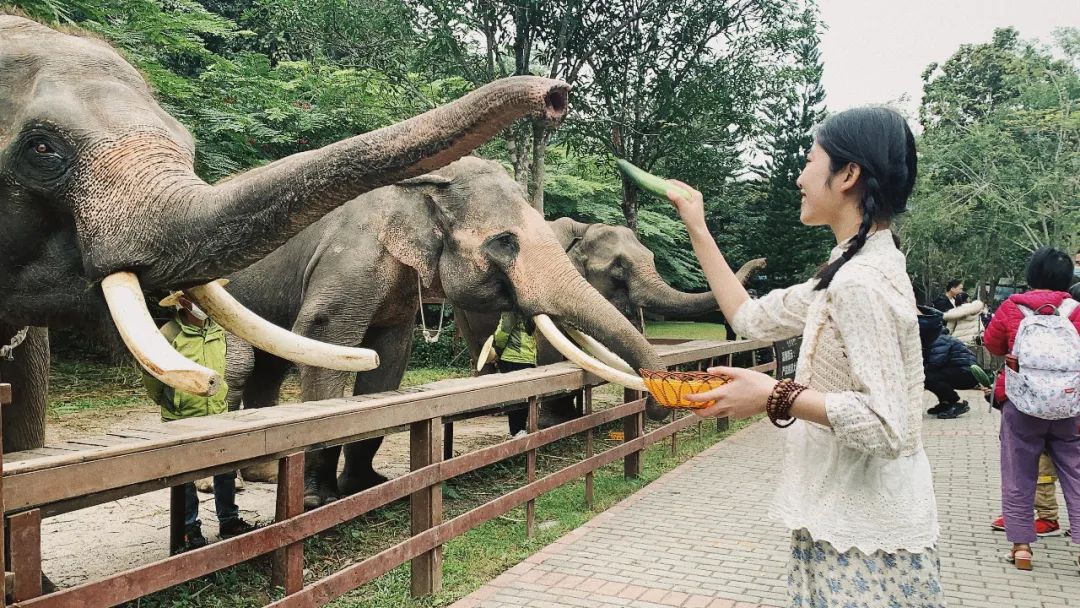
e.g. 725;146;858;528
813;107;917;291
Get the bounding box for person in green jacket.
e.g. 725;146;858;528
144;288;257;552
492;312;537;436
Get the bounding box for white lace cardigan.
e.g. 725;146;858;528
730;230;939;554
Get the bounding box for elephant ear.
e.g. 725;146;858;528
380;177;454;288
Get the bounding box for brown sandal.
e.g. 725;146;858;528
1008;547;1033;570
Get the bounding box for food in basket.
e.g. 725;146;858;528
639;369;730;409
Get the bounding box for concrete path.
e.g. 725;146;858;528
450;390;1080;607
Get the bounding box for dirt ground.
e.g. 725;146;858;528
40;408;516;588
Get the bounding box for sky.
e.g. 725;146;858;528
818;0;1080;117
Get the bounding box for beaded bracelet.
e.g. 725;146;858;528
766;378;808;428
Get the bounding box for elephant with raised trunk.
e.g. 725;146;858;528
457;218;766;369
223;157;666;508
0;13;568;453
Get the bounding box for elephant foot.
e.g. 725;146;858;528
303;475;340;510
241;461;279;483
337;470;389;496
194;477;214;493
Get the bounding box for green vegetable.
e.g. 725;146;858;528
616;159;691;200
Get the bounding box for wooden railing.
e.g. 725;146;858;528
2;339;774;607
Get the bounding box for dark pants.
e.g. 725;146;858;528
184;472;239;528
924;366;978;404
999;402;1080;545
500;360;535;434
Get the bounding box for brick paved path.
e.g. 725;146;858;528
450;391;1080;607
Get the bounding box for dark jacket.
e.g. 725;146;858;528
931;295;955;312
924;334;977;371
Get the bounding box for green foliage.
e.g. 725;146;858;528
904;27;1080;302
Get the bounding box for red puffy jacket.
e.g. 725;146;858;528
984;291;1080;403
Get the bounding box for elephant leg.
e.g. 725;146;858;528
0;324;48;453
339;323;413;496
294;297;370;509
227;340;288;482
540;394;579;428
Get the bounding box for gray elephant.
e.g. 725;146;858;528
457;218;766;368
455;220;764;424
0;13;568;454
223;157;667;508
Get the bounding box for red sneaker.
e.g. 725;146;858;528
1035;519;1063;537
991;516;1005;531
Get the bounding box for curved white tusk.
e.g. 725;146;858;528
100;272;219;396
185;280;380;372
564;327;636;375
533;314;646;391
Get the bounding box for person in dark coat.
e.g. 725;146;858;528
918;305;977;419
932;278;964;312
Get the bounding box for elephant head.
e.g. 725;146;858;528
0;16;567;391
379;158;667;418
549;217;766;321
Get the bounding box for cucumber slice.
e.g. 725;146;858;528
616;159;691;200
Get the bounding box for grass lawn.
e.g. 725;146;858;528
644;321;728;341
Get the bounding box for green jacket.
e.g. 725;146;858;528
143;314;229;421
493;312;537;366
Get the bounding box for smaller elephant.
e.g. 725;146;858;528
224;157;667;508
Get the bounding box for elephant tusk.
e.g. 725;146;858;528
564;327;636;375
533;314;646;391
185;280;380;372
100;272;220;396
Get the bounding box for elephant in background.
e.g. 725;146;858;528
455;219;764;424
223;157;667;508
0;13;567;453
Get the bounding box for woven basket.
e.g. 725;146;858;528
639;369;729;409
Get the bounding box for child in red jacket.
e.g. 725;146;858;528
985;247;1080;571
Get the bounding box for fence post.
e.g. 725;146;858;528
272;452;305;594
169;486;186;555
410;416;443;597
583;387;594;509
8;509;41;601
526;396;539;538
716;354;731;433
0;382;8;602
623;389;643;479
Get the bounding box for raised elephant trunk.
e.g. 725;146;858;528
84;77;569;288
509;228;668;420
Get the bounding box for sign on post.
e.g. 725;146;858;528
773;337;802;380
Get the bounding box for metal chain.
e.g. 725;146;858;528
1;326;30;361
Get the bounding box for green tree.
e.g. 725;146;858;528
748;6;830;289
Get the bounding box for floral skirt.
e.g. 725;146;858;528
788;528;945;608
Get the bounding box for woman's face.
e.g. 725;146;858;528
795;142;840;227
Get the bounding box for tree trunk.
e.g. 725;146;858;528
620;178;639;232
528;120;550;214
505;124;531;189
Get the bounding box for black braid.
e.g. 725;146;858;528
814;176;880;290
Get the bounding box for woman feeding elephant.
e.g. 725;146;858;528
660;107;943;606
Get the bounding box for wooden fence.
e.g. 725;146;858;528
1;339;774;607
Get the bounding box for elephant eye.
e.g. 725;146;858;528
35;142;52;154
15;130;73;187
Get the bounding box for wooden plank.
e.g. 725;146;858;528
169;486;186;556
271;453;304;594
584;388;594;509
622;390;644;479
9;509;42;601
409;417;442;598
3;342;750;513
525;396;538;539
0;383;11;406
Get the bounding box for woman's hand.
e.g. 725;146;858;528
665;179;707;230
687;365;778;420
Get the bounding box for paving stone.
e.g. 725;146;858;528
450;390;1080;607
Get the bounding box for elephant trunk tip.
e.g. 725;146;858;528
544;86;570;122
